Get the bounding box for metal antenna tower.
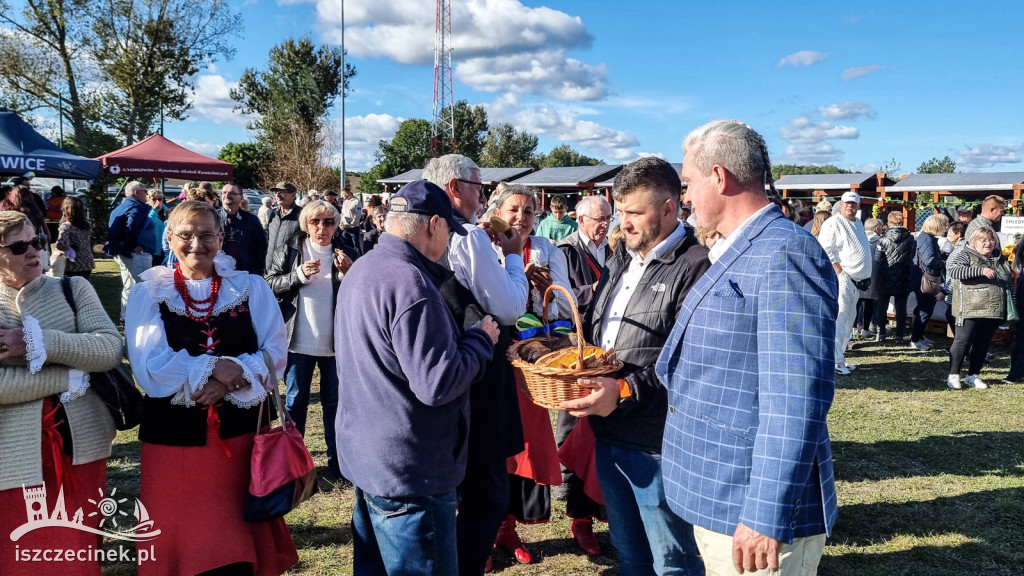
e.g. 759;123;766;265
431;0;455;156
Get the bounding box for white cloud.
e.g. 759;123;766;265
779;117;859;143
487;96;640;162
311;0;607;101
456;51;606;101
778;115;860;164
189;74;249;127
784;142;844;165
956;143;1024;169
171;138;223;156
776;50;830;68
842;65;884;81
341;113;404;171
817;101;875;121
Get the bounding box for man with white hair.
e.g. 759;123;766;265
558;195;613;315
423;153;529;576
817;191;872;374
103;180;154;321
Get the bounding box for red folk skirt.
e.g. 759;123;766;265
0;399;107;576
138;425;298;576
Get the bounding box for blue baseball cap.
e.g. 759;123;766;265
391;180;468;236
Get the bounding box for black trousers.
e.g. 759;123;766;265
457;456;509;576
949;317;1000;376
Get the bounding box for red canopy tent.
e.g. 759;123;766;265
97;134;234;181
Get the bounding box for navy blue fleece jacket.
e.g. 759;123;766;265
334;232;494;498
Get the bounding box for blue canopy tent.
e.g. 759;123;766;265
0;112;101;180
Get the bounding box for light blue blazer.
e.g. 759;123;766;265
655;204;839;543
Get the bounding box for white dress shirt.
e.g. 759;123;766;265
448;226;530;326
599;223;688;350
578;228;609;268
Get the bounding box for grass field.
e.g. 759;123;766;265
88;258;1024;575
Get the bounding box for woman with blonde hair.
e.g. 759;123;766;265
910;214;950;350
126;201;297;575
266;200;355;478
0;211;122;576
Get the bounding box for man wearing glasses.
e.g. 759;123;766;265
265;181;300;272
222;183;268;275
103;180;154;322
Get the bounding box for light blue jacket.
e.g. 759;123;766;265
656;204;839;543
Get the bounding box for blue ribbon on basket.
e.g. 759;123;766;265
516;313;572;340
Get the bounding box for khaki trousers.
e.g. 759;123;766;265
693;525;826;576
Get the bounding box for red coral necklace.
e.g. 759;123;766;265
174;268;222;322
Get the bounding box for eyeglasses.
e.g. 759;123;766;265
457;178;483;188
308;218;336;227
172;232;221;244
0;236;47;255
274;190;294;196
588;215;612;224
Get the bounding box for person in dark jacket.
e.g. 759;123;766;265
103;180;154;322
557;195;612;315
221;184;268;275
265;181;301;271
910;215;949;350
873;211;917;343
266;200;356;478
561;157;710;576
946;225;1011;390
334;180;499;576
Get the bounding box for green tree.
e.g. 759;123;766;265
91;0;241;143
771;164;851;181
360;118;433;194
0;0;241;147
540;144;603;167
231;37;354;141
917;155;956;174
218;141;268;189
452;100;488;162
479;123;538;168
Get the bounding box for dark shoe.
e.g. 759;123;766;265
874;333;886;342
495;515;533;564
571;518;602;555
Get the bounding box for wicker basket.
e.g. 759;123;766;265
507;284;622;410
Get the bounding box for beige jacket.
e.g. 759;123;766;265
0;275;123;492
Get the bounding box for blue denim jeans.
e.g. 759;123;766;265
594;440;704;576
283;352;339;466
352;488;458;576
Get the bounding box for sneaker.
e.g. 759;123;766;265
921;336;935;345
875;332;887;342
947;375;962;390
966;375;989;389
844;362;857;371
836;363;851;375
858;328;873;339
910;340;932;351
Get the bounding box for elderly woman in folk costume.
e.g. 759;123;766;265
125;201;296;576
482;184;575;569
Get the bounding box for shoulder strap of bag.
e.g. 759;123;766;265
256;349;292;434
60;276;80;332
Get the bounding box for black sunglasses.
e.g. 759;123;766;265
0;236;47;255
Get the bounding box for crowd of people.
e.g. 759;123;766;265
0;118;1019;576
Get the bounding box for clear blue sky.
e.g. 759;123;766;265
168;0;1024;174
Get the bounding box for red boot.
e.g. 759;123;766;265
571;517;602;555
494;514;533;563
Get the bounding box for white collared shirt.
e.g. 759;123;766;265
578;228;609;268
599;223;687;350
707;203;774;264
